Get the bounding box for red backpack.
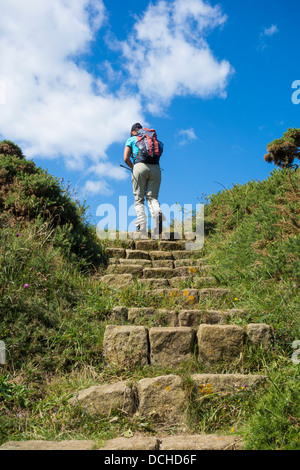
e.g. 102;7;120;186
135;128;164;164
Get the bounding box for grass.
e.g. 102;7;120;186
0;146;299;449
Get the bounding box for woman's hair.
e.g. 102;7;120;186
131;123;142;133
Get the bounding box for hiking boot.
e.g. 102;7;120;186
136;224;147;234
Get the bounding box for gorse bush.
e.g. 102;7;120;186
264;127;300;169
0;140;107;371
0;220;106;372
0;140;106;269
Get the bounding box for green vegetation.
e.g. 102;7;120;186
264;127;300;169
0;141;299;449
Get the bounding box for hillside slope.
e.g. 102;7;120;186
0;143;299;450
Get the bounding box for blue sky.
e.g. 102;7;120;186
0;0;299;229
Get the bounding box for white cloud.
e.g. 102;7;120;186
82;160;130;196
178;128;198;146
121;0;233;112
0;0;234;196
258;24;279;51
88;162;129;181
0;0;143;168
83;179;113;196
262;25;279;37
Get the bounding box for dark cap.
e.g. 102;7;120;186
131;123;142;132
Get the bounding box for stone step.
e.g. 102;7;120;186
158;434;243;451
154;288;231;305
110;306;247;327
109;258;176;268
107;264;144;276
139;278;171;288
158;240;186;251
172;250;203;259
126;249;150;260
100;434;243;450
69;372;266;428
100;274;134;287
169;276;217;288
108;249;204;262
143;267;177;279
105;247;126;258
174;258;206;267
115;231;184;242
99;274;218;288
149;250;173;260
134;239;159;251
0;440;96;450
152;259;174;268
119;258;152;266
102;324;272;369
0;434;244;451
106;265;213;280
175;266;210;276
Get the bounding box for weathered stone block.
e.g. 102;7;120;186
107;264;144;276
139;278;170;288
126;250;150;260
172;250;197;260
246;323;272;347
152;259;174;268
119;258;151;266
69;381;137;416
174;259;199;267
110;306;128;322
137;375;187;425
143;267;175;279
149;327;196;366
135;240;159;251
156;288;199;305
156;309;178;326
103;325;149;368
168;276;190;288
197;324;245;363
160;435;243;450
105;247;126;258
204;309;231;324
175;266;201;277
101;274;134;288
127;307;155;324
100;437;160;450
178;309;229;326
158;241;184;251
191;373;266;395
178;310;202;327
149;251;173;260
0;440;96;451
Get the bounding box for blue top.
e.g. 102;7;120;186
125;136;139;163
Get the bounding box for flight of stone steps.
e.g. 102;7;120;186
1;234;272;451
70;234;271;450
98;238;216;290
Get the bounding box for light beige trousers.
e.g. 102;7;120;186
131;163;162;227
